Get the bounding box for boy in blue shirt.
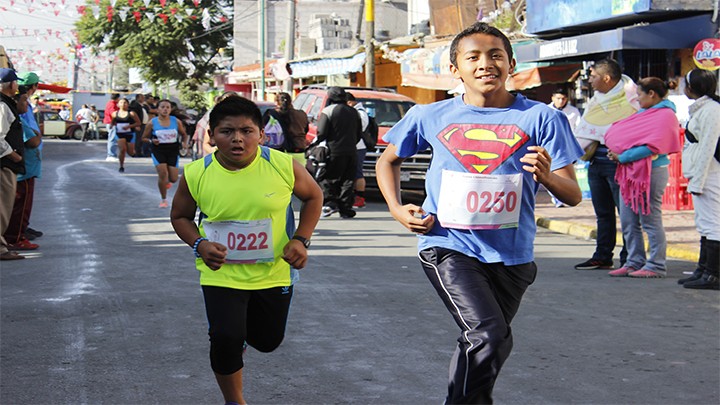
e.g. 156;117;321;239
376;22;584;404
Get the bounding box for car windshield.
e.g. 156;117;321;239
357;99;415;127
43;111;62;121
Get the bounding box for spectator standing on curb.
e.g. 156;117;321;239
0;68;25;261
546;87;581;208
170;95;323;404
315;87;362;219
346;93;369;209
376;22;583;404
605;77;681;279
16;73;43;240
573;58;638;270
76;104;94;142
4;87;41;251
89;105;100;140
679;68;720;290
104;93;120;161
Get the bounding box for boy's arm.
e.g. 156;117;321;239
141;123;153;143
520;146;582;206
376;144;434;234
282;160;323;269
170;177;227;270
177;120;188;149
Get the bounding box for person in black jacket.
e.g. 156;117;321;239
0;69;25;260
315;87;362;218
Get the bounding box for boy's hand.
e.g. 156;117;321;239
390;204;435;234
282;240;308;269
198;241;227;270
520;146;552;184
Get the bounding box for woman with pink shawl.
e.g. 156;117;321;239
604;77;681;278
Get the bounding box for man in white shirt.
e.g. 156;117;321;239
58;105;71;121
547;88;582;207
75;104;93;142
548;88;581;132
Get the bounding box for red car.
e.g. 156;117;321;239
293;85;428;190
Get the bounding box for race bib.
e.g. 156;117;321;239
155;128;178;144
116;122;131;133
437;170;522;230
203;219;274;264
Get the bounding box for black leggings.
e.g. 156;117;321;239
419;247;537;405
202;285;293;375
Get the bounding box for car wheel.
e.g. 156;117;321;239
71;128;83;140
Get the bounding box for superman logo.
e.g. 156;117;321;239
437;124;530;174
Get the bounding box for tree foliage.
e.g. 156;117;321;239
75;0;233;86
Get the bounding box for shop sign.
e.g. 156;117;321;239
693;38;720;71
538;39;578;59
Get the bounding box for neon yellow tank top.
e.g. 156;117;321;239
184;147;296;290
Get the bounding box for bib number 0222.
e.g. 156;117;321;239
466;191;518;214
227;232;269;251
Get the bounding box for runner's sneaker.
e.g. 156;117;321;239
158;200;169;208
119;167;125;173
166;182;173;190
353;196;366;208
8;238;39;251
340;210;356;219
574;258;613;270
321;206;338;218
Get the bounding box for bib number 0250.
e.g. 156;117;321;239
437;170;523;230
466;191;518;214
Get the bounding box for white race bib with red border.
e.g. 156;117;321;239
203;219;275;264
155;128;178;144
437;170;522;230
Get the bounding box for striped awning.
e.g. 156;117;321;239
289;52;367;79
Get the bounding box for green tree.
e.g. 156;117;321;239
75;0;233;101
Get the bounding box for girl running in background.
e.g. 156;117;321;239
141;99;188;208
111;98;141;172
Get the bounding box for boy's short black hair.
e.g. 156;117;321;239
209;95;262;133
449;22;513;67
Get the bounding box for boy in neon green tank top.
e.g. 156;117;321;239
171;96;323;404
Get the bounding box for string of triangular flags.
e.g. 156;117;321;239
0;0;229;26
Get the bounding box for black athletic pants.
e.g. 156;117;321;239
202;285;293;375
419;247;537;404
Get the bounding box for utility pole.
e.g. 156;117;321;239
365;0;375;88
284;0;296;93
259;0;266;101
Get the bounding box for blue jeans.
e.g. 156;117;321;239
106;125;118;158
588;149;627;264
619;166;669;273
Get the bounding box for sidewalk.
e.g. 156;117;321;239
534;190;699;262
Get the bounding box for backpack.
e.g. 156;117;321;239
264;115;285;150
361;115;379;150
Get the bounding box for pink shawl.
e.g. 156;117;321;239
604;107;681;214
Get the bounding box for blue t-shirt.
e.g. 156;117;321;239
18;116;41;181
384;95;584;265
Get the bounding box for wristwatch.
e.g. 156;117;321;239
292;235;311;248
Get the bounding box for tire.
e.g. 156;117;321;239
71;128;83;140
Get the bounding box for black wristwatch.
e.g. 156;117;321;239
292;235;311;248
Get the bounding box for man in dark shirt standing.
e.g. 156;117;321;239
315;87;361;219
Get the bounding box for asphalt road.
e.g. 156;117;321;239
1;140;718;405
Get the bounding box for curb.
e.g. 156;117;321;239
536;216;699;262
